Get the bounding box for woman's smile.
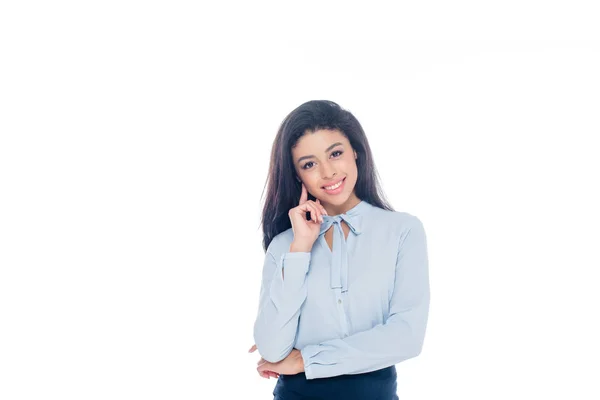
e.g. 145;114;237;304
322;177;346;195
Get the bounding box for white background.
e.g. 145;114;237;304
1;1;599;399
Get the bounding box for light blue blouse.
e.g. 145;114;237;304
253;200;430;380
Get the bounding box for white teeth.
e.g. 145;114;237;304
324;179;343;190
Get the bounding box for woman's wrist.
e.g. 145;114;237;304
297;351;305;372
290;241;312;253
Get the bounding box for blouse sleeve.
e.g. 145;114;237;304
253;238;311;363
300;216;430;379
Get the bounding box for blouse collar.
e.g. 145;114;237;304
317;199;371;292
318;199;369;237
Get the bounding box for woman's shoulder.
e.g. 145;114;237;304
370;206;423;227
367;207;425;242
266;227;295;256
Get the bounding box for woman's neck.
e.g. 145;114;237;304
322;193;362;216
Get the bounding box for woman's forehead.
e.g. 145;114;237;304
294;129;347;150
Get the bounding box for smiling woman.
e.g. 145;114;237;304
292;130;359;215
251;100;430;400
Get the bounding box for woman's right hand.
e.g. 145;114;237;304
288;183;328;249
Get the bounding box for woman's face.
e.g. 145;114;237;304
291;129;359;211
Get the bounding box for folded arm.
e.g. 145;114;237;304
300;217;430;379
253;242;311;363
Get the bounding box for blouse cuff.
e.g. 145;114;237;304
300;344;331;380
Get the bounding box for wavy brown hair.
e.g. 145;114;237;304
260;100;394;252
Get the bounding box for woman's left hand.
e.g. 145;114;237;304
249;344;279;379
257;348;305;376
250;344;305;377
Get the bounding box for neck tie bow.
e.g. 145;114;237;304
319;213;362;292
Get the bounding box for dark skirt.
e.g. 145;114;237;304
273;365;398;400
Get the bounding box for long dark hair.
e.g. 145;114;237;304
260;100;394;252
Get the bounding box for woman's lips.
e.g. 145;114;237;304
322;177;346;195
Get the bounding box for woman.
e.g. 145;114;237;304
249;100;430;400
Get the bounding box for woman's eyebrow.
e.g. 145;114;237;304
296;142;343;164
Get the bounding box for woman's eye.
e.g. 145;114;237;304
302;151;343;169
